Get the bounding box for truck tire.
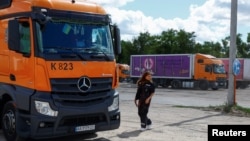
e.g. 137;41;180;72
119;78;124;82
131;78;138;84
171;80;181;89
153;82;159;88
237;82;249;89
211;87;218;90
1;101;26;141
199;80;209;90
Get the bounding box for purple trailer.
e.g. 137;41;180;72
130;54;194;79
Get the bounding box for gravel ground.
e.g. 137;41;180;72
92;101;250;141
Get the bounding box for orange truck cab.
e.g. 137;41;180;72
0;0;121;141
193;53;227;90
117;64;130;82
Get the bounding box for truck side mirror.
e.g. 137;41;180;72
8;19;20;52
0;0;12;9
112;25;121;55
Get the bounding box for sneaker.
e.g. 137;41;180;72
146;124;152;130
140;128;146;131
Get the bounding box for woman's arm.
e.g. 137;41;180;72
134;85;141;107
145;83;155;104
134;99;139;107
145;93;154;104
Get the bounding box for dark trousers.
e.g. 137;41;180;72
138;105;152;128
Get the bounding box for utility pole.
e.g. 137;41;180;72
227;0;238;106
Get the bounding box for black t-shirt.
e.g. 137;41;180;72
135;80;155;106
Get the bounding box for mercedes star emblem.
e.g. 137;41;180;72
77;77;91;92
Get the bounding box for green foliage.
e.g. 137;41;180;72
118;29;250;64
208;104;250;117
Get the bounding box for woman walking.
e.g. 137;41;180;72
134;71;155;131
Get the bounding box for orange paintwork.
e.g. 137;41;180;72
117;64;130;80
0;0;118;91
0;0;106;16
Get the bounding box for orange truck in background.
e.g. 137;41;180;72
130;53;227;90
0;0;121;141
117;64;130;82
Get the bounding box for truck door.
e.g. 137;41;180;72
8;19;35;89
196;63;213;79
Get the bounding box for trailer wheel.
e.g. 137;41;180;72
119;78;124;82
199;80;209;90
153;82;159;88
237;82;248;89
212;87;218;90
131;78;137;84
1;101;26;141
171;80;181;89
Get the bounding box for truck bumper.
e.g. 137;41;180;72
15;91;120;139
210;80;227;89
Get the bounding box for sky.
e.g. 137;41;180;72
88;0;250;43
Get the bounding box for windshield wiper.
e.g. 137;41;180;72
53;47;87;60
89;48;111;61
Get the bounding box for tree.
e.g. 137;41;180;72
158;29;178;54
119;29;250;65
175;29;196;53
222;34;250;58
131;32;153;54
117;40;134;64
221;37;230;57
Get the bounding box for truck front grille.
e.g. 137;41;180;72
50;77;113;107
216;77;226;82
59;114;106;126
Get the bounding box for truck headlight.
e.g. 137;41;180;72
215;82;218;86
108;97;119;111
35;101;58;117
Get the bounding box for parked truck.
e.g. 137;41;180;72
0;0;121;141
117;64;130;82
220;58;250;89
130;53;227;90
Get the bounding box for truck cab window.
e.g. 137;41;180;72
42;21;113;55
213;64;226;74
197;59;204;63
205;65;212;72
19;22;31;54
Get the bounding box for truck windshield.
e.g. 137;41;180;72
36;19;114;61
213;64;226;74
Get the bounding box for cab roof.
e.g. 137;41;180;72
0;0;107;17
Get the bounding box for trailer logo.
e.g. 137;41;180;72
77;77;91;92
144;58;153;69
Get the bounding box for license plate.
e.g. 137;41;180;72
75;125;95;132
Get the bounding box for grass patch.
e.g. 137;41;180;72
173;104;250;117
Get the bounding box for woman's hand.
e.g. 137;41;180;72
145;93;154;104
145;98;151;104
134;100;138;107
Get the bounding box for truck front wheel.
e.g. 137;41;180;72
199;80;209;90
1;101;25;141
